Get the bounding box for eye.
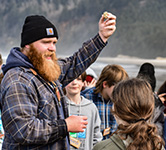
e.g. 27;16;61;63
77;77;82;81
41;40;49;44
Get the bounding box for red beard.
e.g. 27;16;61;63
27;44;61;82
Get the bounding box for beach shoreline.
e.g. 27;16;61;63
97;55;166;68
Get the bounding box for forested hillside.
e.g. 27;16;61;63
0;0;166;58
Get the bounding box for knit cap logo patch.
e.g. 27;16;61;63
46;28;54;35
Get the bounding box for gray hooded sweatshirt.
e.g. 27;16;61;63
66;96;102;150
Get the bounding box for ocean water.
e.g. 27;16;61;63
2;55;166;91
90;59;166;92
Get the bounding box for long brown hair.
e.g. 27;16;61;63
112;78;164;150
94;64;128;94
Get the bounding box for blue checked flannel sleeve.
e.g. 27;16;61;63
58;33;106;88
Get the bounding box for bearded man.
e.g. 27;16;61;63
0;14;116;150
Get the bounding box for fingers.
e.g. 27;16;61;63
99;11;117;42
84;78;96;88
91;78;96;84
158;93;166;97
106;13;116;20
100;12;116;24
104;25;116;32
104;19;116;26
81;123;88;129
103;17;116;32
88;78;96;87
75;116;88;132
79;116;88;132
80;116;88;126
83;120;88;125
159;97;165;104
158;93;166;104
81;116;88;122
65;115;88;132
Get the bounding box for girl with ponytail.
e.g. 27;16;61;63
93;78;164;150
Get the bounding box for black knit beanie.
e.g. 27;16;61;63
21;15;58;47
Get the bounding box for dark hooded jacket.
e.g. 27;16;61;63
0;34;106;150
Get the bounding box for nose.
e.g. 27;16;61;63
48;43;56;52
72;79;77;84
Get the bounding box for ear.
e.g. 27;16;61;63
21;45;30;56
103;81;107;88
25;45;30;49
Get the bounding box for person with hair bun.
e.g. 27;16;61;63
93;78;165;150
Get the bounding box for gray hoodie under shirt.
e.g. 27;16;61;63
66;96;102;150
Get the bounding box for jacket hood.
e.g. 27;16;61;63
66;96;92;107
2;47;34;75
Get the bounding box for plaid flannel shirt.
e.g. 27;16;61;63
81;87;117;139
0;34;106;150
